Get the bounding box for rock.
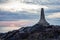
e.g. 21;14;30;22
0;25;60;40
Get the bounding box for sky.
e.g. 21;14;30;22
0;0;60;27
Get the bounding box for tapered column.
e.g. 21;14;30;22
40;8;45;20
38;8;49;26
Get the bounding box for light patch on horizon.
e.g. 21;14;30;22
0;0;48;12
0;19;38;27
47;12;60;18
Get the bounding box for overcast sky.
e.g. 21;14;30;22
0;0;60;27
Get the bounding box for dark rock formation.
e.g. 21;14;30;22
0;25;60;40
38;8;49;26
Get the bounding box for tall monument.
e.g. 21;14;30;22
38;8;49;26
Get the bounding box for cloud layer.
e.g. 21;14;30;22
47;12;60;18
0;0;60;26
0;0;48;12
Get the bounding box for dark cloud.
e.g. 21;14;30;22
0;0;9;3
0;8;60;21
45;8;60;13
40;0;60;5
0;11;39;21
23;0;60;5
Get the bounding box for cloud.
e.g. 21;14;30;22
47;12;60;18
0;0;60;26
0;11;39;21
20;0;60;14
0;0;60;6
45;8;60;13
0;0;9;3
0;1;48;12
21;0;60;5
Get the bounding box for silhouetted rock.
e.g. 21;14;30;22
0;25;60;40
